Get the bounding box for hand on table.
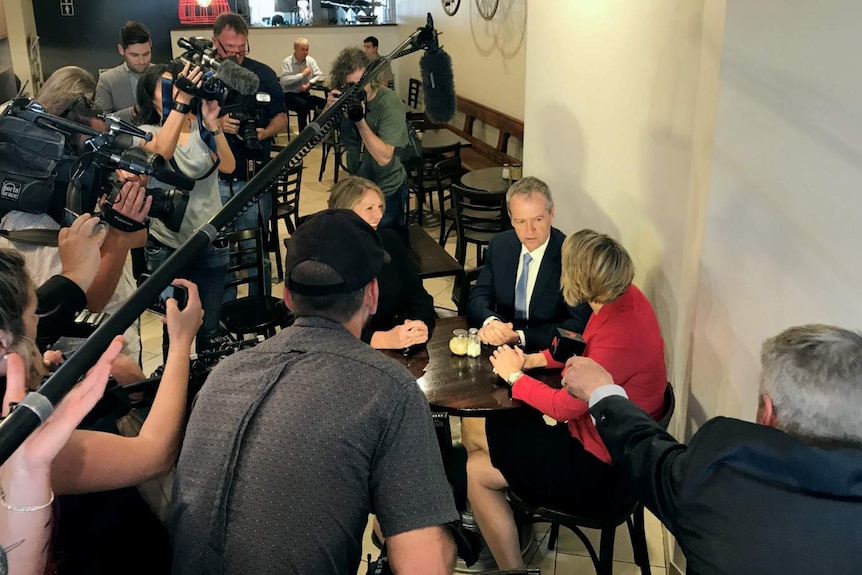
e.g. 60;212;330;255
477;319;519;347
489;344;526;382
562;356;614;401
371;320;429;350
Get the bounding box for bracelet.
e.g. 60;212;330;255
210;126;224;137
172;101;191;114
0;486;54;512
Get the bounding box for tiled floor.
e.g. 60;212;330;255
140;133;668;574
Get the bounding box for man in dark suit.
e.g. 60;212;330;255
94;21;153;123
467;176;590;352
563;324;862;574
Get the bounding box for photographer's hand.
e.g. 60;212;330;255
175;64;203;105
163;279;203;349
324;88;341;111
58;213;107;294
220;114;241;135
111;180;152;225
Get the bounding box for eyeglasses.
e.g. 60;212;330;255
59;93;94;118
214;35;250;56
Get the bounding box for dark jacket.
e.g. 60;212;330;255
362;229;436;343
35;275;87;350
467;227;590;351
591;395;862;575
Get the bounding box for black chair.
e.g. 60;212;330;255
220;227;290;340
452;265;482;316
407;142;460;227
284;98;310;142
268;162;304;280
450;183;508;266
509;383;676;575
318;129;344;183
433;155;465;246
407;78;422;108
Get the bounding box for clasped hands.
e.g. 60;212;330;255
372;319;429;350
477;318;519;347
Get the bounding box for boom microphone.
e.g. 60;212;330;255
420;45;456;124
214;59;260;96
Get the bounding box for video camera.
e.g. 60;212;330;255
339;85;367;122
0;97;192;234
170;37;260;107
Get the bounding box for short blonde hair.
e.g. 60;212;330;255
560;229;634;305
328;176;385;213
37;66;96;116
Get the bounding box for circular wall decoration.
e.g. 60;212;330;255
475;0;498;20
442;0;461;16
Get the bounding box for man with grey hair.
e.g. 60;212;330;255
280;37;325;131
172;209;458;574
468;176;591;352
563;324;862;574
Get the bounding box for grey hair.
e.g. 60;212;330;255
294;37;309;48
760;324;862;447
505;176;554;213
329;47;377;90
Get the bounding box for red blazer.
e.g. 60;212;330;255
511;284;666;463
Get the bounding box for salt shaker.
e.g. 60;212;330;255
467;328;482;358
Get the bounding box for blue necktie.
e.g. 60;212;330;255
514;253;533;321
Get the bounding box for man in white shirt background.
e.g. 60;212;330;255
279;37;326;132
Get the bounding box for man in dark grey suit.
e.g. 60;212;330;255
564;324;862;574
94;21;153;123
467;176;590;352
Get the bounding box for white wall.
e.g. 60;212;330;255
396;0;527;120
4;0;39;96
689;1;862;427
170;26;401;82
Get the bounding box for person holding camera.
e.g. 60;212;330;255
136;62;235;355
467;229;666;572
327;47;409;234
211;12;286;296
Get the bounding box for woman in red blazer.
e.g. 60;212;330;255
467;229;667;571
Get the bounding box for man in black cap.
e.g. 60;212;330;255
172;210;458;575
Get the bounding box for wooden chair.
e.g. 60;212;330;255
407;78;422;108
268;162;304;280
407;142;460;226
220;227;290;340
450;183;508;266
433;155;465;246
509;383;676;575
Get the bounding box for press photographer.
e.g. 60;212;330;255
135;61;236;356
0;67;153;369
210;12;287;296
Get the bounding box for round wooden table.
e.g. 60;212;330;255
418;129;472;155
383;316;562;416
461;167;513;194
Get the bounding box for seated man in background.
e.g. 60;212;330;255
363;35;394;88
468;177;592;352
279;37;325;132
564;324;862;574
172;210;458;575
94;21;154;123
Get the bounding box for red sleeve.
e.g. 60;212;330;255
541;349;565;369
511;372;589;422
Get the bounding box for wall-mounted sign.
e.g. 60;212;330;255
60;0;74;16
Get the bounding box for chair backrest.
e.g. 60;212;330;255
221;226;269;296
407;78;422;108
451;183;508;232
656;382;676;430
433;155;464;204
454;265;483;315
270;161;304;229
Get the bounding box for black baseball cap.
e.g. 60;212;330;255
285;209;390;295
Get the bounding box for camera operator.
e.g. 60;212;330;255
135;63;236;355
326;47;409;235
0;66;150;368
210;12;286;296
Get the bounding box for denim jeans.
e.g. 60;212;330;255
144;236;229;357
219;179;273;299
378;178;410;242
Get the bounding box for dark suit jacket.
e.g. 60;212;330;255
362;229;436;344
467;227;590;351
591;396;862;575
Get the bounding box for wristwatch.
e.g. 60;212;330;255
172;101;191;114
507;370;524;387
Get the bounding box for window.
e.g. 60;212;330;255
242;0;394;27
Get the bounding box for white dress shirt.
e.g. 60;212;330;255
279;54;324;92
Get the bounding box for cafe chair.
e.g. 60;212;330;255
450;183;508;266
432;155;465;246
318;129;344;183
408;142;460;227
452;265;483;316
407;77;422;109
268;162;304;280
508;383;676;575
220;226;290;340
